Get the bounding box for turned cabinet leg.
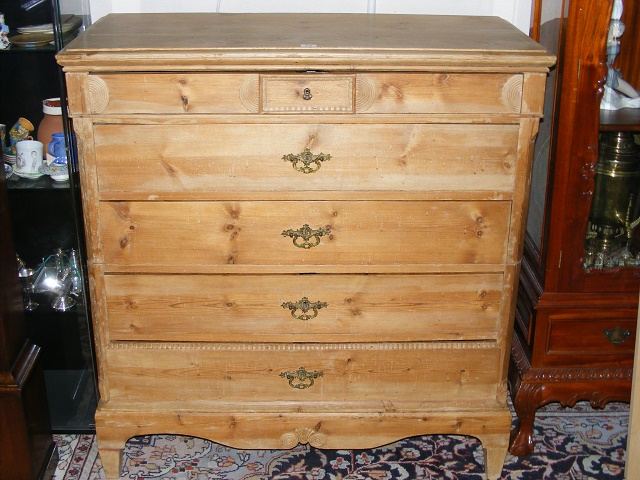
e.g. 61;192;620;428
99;447;123;479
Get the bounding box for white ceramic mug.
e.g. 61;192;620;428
15;140;44;175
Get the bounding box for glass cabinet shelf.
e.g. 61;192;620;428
600;109;640;131
1;0;96;432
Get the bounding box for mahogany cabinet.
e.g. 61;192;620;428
509;0;640;455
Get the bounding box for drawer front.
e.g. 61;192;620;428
105;273;504;342
547;317;637;356
79;73;522;115
99;200;510;267
93;123;519;196
262;75;353;113
82;73;260;115
105;342;502;405
356;73;523;114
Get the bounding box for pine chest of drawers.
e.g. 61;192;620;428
57;13;554;480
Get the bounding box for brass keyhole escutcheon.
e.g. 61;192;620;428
282;296;328;321
280;366;324;389
283;148;331;174
281;224;331;249
303;88;313;100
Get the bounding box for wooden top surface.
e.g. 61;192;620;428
57;13;555;72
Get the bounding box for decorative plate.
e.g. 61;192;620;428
10;33;54;47
17;15;82;35
39;163;68;176
39;163;69;181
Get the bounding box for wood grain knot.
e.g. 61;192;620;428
280;427;327;448
239;74;260;113
501;75;523;113
355;76;377;112
88;76;110;113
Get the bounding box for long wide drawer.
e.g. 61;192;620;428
105;342;502;405
98;200;510;267
76;72;523;115
105;273;504;342
92;123;519;196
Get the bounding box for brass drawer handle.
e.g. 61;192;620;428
280;366;323;389
281;224;331;249
302;87;313;100
282;296;328;321
282;148;331;174
603;326;631;345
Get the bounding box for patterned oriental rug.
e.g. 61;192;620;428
52;402;629;480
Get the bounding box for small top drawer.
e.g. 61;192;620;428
356;73;524;114
74;73;259;115
262;75;354;113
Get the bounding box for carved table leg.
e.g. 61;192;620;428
509;366;633;456
509;398;538;456
509;380;544;456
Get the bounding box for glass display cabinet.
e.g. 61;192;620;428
509;0;640;455
0;0;96;432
